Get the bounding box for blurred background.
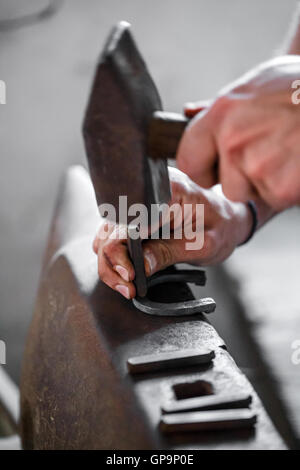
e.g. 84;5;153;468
0;0;299;448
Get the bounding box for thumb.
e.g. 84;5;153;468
143;239;184;276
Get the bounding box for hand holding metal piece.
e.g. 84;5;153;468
127;225;215;315
83;21;216;315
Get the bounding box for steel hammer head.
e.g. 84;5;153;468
83;21;171;224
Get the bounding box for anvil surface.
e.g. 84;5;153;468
20;166;286;450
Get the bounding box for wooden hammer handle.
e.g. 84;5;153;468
148;111;188;159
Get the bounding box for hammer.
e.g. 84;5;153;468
83;22;215;313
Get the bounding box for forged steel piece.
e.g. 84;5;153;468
133;295;216;316
161;393;252;414
20;167;287;449
127;225;147;297
160;409;257;434
127;348;215;375
132;269;216;316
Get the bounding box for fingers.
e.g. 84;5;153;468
94;222;136;299
97;254;136;299
143;228;223;276
103;240;135;281
93;235;99;254
244;150;300;211
93;221;113;254
143;239;179;276
176;108;219;188
219;147;256;203
143;236;204;276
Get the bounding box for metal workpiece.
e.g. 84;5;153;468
132;267;216;316
127;225;148;298
160;409;257;434
161;393;252;414
20;167;287;449
127;349;215;375
133;295;216;316
128;227;216;313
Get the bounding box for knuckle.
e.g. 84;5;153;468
214;95;231;111
103;240;117;260
246;160;265;181
224;145;237;163
103;242;113;256
219;127;240;158
246;150;278;183
212;95;234;122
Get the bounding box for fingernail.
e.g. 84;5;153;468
116;284;130;299
115;265;129;282
144;251;157;276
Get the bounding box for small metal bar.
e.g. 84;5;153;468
161;393;252;414
160;409;257;434
127;348;215;375
132;268;215;316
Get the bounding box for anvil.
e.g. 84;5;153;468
19;165;286;449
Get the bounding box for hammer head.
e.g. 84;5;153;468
83;21;171;224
